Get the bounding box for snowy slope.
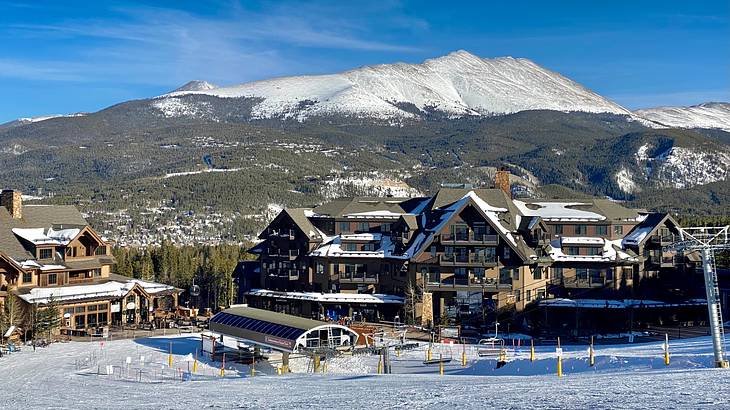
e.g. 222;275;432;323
162;50;635;121
1;334;728;409
635;102;730;132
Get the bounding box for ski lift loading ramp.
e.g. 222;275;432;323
209;306;359;353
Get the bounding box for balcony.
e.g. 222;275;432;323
439;232;498;245
339;272;378;284
649;234;678;245
439;253;498;266
424;274;511;291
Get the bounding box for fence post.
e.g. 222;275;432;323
439;354;444;376
557;337;563;378
461;343;467;367
530;339;535;363
589;336;595;367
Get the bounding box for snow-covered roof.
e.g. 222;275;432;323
18;278;178;304
343;210;404;219
246;289;404;304
561;237;605;245
12;227;81;246
514;201;606;221
548;238;637;263
339;233;383;241
623;226;653;246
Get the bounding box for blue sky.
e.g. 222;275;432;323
1;0;728;122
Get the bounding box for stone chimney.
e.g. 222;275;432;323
1;190;22;219
495;169;511;198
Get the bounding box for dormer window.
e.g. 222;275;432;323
39;248;53;260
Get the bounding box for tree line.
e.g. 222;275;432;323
113;241;254;309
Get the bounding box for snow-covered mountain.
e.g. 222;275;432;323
634;102;730;132
161;50;635;121
172;80;218;93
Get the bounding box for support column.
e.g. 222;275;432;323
282;352;290;373
702;248;728;368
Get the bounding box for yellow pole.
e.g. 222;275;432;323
168;342;173;368
530;339;535;362
396;347;400;358
313;355;320;373
377;354;383;374
439;354;444;376
461;344;467;367
557;337;563;378
220;353;226;377
589;336;595;367
664;334;670;366
251;356;255;377
427;345;432;361
193;349;198;373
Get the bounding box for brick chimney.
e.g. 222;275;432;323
495;169;511;198
1;190;22;219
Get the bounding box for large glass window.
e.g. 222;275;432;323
338;222;350;233
596;225;608;235
22;272;32;283
357;222;369;232
74;315;85;329
48;273;58;285
554;225;563;235
553;267;563;279
577;268;589;280
575;225;588;235
381;223;391;233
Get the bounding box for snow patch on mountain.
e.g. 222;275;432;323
635;102;730;132
152;97;216;120
632;143;730;189
615;168;639;194
321;174;423;199
166;50;635;121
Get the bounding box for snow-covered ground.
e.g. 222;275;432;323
2;334;728;409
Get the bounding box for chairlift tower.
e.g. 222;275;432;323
665;226;730;368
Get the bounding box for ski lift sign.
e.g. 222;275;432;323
555;347;563;358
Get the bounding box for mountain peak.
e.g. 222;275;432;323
161;52;634;121
173;80;218;93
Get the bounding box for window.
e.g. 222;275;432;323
452;224;468;241
455;267;467;278
533;267;543;280
473;267;485;279
596;225;608;235
526;289;532;301
514;269;520;281
513;290;521;302
74;315;85;329
97;304;108;311
577;268;589;280
566;246;580;255
537;289;546;300
344;243;357;251
39;248;53;260
590;269;603;283
95;246;107;256
575;225;587;235
87;304;97;312
499;268;513;285
48;273;58;285
64;308;74;316
553;267;563;280
357;222;369;232
92;269;102;277
66;247;73;257
22;272;32;283
75;306;85;313
606;268;614;281
362;243;376;251
554;225;563;235
444;246;453;257
339;222;350;233
381;223;391;233
586;247;601;256
430;245;437;257
614;225;624;235
97;312;108;325
316;263;325;275
502;247;511;260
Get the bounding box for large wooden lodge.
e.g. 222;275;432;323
243;172;708;335
0;190;180;336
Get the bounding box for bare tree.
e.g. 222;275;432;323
0;293;27;343
403;280;423;326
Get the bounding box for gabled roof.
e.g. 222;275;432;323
514;198;642;222
259;208;326;241
623;213;679;247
